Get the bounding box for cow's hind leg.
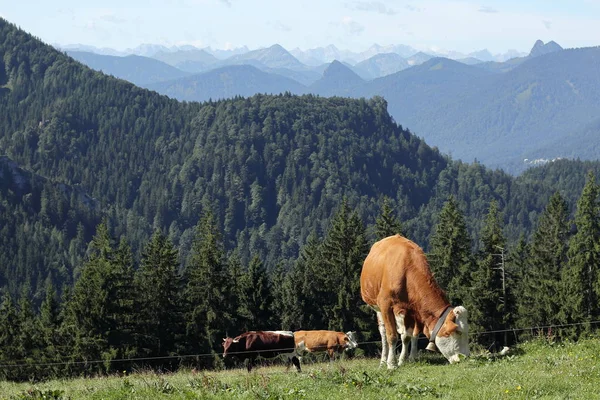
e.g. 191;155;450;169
376;311;388;368
409;335;418;361
380;305;398;369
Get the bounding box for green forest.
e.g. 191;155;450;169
2;18;600;381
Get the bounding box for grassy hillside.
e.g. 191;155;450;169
3;338;599;399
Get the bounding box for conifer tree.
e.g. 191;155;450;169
269;263;286;328
0;293;20;380
375;196;402;240
428;195;473;304
467;200;509;346
278;234;321;330
518;192;570;329
291;231;325;330
63;221;134;373
238;256;273;330
107;238;137;359
320;200;370;334
183;210;231;362
562;172;600;325
17;290;42;379
39;282;61;366
135;231;182;358
508;234;529;312
225;251;244;334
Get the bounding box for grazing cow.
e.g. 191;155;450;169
360;235;469;369
222;330;301;372
294;330;358;361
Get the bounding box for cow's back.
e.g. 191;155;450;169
360;235;446;313
294;330;342;350
246;331;295;352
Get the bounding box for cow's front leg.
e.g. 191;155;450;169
377;312;388;368
398;334;411;366
291;356;301;372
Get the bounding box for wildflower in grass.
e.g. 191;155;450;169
516;385;522;390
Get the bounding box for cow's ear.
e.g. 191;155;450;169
441;321;459;337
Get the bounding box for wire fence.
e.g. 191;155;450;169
1;319;600;369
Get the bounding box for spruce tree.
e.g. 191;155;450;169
467;200;508;346
238;256;273;330
39;282;62;367
63;221;134;373
183;210;231;363
269;263;286;328
428;195;473;305
0;293;20;380
320;200;370;334
135;231;183;359
562;172;600;326
375;196;402;240
17;290;42;379
518;192;570;330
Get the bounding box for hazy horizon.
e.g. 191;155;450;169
2;0;600;56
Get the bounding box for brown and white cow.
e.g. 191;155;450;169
294;330;358;361
360;235;469;369
222;330;301;372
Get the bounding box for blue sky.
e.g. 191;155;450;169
2;0;600;54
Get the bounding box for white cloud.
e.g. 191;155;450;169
478;6;498;13
348;1;397;15
542;20;552;29
341;16;365;35
269;20;292;32
98;14;127;24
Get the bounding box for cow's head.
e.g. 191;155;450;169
222;336;241;358
344;331;359;350
434;306;469;364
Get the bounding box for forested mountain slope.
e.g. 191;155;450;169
0;17;598;302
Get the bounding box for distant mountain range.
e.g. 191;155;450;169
146;64;307;102
64;39;599;174
66;51;191;85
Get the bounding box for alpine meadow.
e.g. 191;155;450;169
2;6;600;399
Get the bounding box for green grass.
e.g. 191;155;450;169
3;338;600;399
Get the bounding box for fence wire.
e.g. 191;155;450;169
1;319;599;369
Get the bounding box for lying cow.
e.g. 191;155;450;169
360;235;470;369
294;330;358;361
222;330;301;372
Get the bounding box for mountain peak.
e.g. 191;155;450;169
529;40;563;57
268;44;287;52
323;60;362;79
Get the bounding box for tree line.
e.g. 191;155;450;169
2;171;600;381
